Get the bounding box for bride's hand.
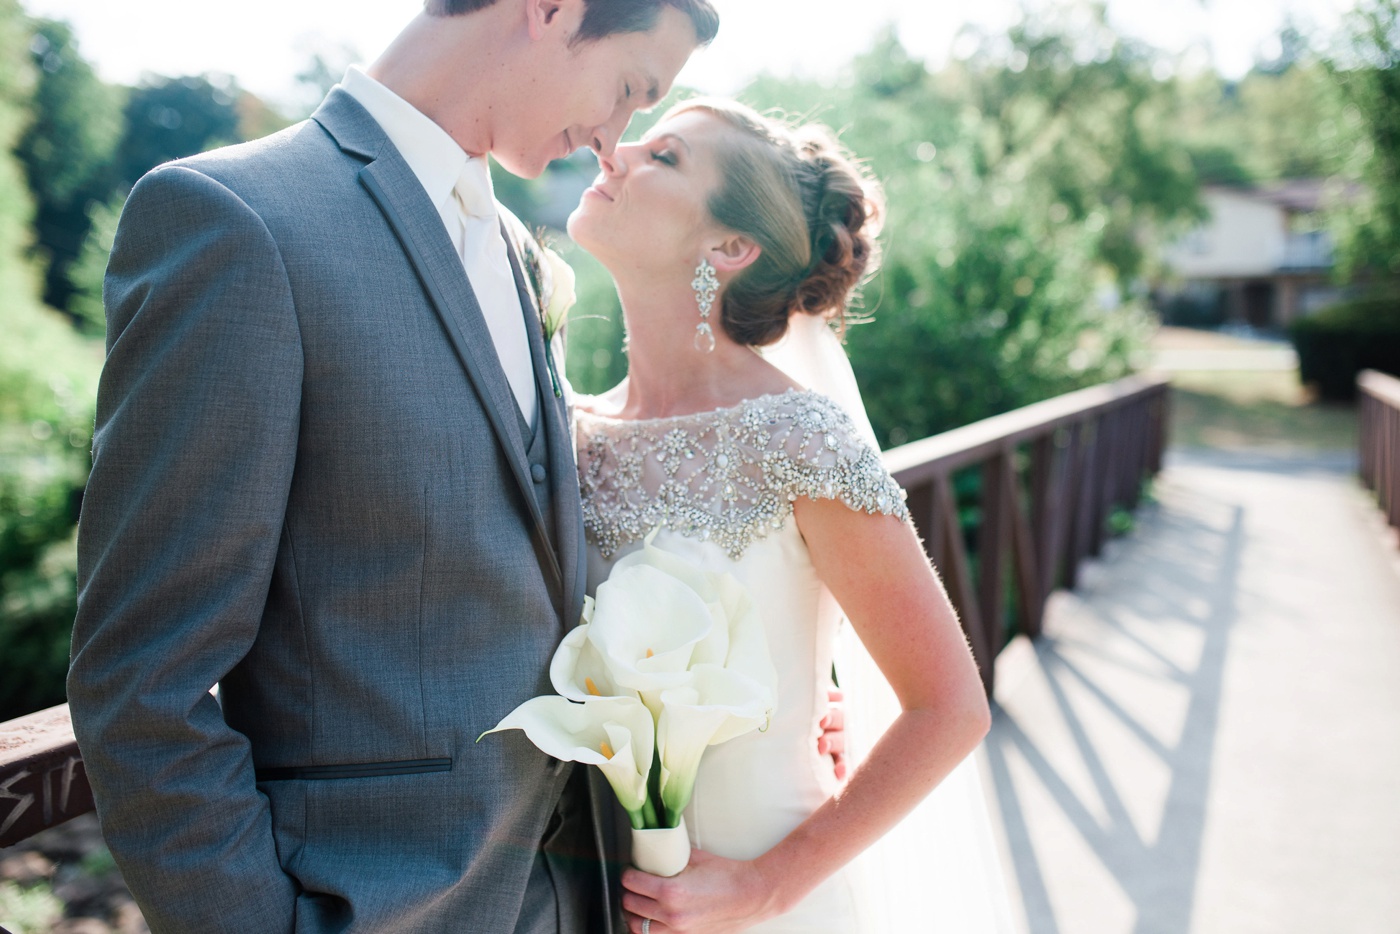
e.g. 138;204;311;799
621;849;780;933
818;687;847;782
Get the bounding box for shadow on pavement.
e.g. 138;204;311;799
985;489;1246;934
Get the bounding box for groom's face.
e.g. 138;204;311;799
491;5;699;179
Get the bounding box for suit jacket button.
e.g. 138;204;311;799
531;463;547;483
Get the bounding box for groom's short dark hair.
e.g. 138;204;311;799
423;0;719;46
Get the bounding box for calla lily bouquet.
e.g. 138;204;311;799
482;530;778;832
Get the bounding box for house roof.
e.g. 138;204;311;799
1204;178;1364;215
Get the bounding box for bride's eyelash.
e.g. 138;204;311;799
650;150;677;166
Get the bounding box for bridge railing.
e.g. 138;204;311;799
1359;369;1400;538
0;372;1172;848
885;372;1171;694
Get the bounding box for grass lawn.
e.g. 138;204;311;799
1166;369;1358;452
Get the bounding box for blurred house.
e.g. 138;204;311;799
1156;180;1349;331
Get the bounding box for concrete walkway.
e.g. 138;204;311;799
980;447;1400;933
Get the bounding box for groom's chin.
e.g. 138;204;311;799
492;151;550;182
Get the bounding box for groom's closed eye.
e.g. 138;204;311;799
627;75;664;111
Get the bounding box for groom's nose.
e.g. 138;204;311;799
588;107;634;158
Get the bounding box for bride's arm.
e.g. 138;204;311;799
620;499;990;933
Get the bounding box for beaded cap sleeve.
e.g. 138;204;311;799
576;388;909;559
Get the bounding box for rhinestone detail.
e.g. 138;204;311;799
576;389;910;559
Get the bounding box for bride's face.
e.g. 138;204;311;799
567;110;732;274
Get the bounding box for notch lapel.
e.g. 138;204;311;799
315;90;563;593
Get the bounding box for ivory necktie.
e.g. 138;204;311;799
453;157;538;429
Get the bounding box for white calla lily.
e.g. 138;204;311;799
587;563;715;710
485;529;780;833
612;531;777;691
656;664;777;824
480;695;655;826
550;619;631;702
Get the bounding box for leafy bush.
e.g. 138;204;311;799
0;293;99;719
0;0;101;720
1290;295;1400;400
67;194;122;337
0;880;64;934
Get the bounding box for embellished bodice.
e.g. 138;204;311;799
574;389;909;560
574;390;909;930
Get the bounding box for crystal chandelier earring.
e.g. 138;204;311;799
691;258;719;353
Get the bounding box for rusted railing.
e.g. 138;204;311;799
0;704;92;847
1359;369;1400;539
0;373;1171;848
885;372;1171;695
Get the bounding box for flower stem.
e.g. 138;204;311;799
641;796;660;830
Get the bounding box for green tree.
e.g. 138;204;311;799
1177;64;1350;186
114;74;244;189
0;0;102;719
68;193;121;336
735;26;1165;444
12;18;123;313
1329;0;1400;280
944;10;1204;290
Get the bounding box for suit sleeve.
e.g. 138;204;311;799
67;164;302;933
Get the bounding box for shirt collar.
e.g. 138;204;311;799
341;65;491;214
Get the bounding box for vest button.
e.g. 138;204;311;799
531;463;547;483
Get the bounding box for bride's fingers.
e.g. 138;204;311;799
824;692;845;731
623;910;666;933
817;727;846;757
621;866;667;898
621;887;665;921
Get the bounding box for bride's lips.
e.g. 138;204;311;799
583;184;615;203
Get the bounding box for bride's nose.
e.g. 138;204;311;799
596;143;637;179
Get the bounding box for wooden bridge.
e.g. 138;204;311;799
3;367;1399;933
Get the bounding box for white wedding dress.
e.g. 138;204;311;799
576;371;1015;932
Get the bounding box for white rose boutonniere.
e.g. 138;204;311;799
539;247;576;342
519;238;575;398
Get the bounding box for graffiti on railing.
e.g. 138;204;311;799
1;754;86;838
0;705;96;846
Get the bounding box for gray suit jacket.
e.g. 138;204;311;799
67;88;606;933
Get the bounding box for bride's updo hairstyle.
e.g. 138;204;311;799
668;98;883;347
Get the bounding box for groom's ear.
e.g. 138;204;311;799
525;0;571;41
707;235;761;278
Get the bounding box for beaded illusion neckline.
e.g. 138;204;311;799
575;389;908;559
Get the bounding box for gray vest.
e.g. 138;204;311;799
517;390;557;551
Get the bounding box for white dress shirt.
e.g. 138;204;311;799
341;66;538;428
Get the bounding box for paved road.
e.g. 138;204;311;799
1150;346;1299;372
979;447;1400;934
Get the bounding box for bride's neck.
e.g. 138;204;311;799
613;278;767;420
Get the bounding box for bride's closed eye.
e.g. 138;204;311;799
649;148;678;166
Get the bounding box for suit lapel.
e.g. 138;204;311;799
313;91;563;593
502;232;586;631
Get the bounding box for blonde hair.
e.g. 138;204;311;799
665;98;883;346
